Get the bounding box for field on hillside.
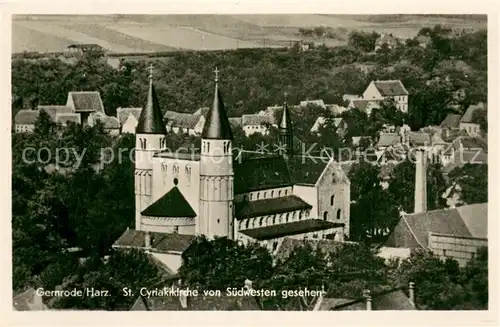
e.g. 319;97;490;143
12;14;486;54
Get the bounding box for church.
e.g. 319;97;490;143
113;68;351;268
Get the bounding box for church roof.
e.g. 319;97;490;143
68;91;105;113
235;195;312;220
240;219;342;241
201;80;233;140
279;101;292;130
287;156;331;185
141;187;196;218
113;229;195;253
233;155;292;194
136;80;167;135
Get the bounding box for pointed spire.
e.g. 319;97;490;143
201;67;233;140
136;63;167;134
279;92;292;131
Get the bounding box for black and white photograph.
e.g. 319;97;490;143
3;4;496;323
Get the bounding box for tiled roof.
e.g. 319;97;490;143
376;34;399;46
241;114;272;126
55;113;81;125
240;219;342;241
399;207;478;248
164;111;202;130
233;155;292;194
409;132;431;146
373;80;409;96
287;156;331;185
455;203;488;238
141;187;196;218
14;109;40;125
13;288;48;311
300;99;325;108
193;107;210;117
38;105;73;120
275;237;345;262
235;195;312;220
440;114;462;128
113;229;195;253
460;103;486;123
454;136;487;151
116;107;142;125
68;91;104;113
131;293;261;311
376;133;401;148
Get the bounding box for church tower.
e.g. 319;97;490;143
134;64;167;231
279;93;293;158
199;68;234;239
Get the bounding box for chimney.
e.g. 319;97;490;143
144;231;151;249
414;149;427;214
179;290;188;309
409;282;415;304
363;290;372;311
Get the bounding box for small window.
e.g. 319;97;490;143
299;211;303;220
246;219;250;229
249;193;253;200
323;211;328;221
284;190;288;196
336;209;341;220
217;219;220;224
271;191;274;197
278;190;281;197
272;216;276;225
272;241;278;251
259;217;264;226
263;192;266;198
257;193;260;200
330;195;335;206
285;213;289;222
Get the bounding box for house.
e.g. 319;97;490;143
325;104;348;116
164;111;205;136
310;117;348;136
88;112;121;136
374;34;399;51
38;105;73;120
459;102;486;135
441;148;488;174
229;117;243;129
362;80;409;113
13;288;48;311
440;113;462;139
299;99;326;109
347;99;382;116
314;285;416;311
13;109;39;133
241;114;273;136
66;91;106;124
408;131;432;149
116;107;143;134
342;94;362;103
386;203;487;267
375;133;401;151
130;281;261;311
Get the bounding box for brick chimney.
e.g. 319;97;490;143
363;289;372;311
409;282;415;304
414;149;427;213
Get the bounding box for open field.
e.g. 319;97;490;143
12;14;486;54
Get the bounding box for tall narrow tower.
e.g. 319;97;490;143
414;148;427;214
279;93;293;158
134;64;167;230
199;67;234;239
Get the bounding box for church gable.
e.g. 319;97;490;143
287;156;330;185
141;187;196;218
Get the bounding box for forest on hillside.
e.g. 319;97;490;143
12;25;487;131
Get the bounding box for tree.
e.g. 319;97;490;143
387;158;447;213
178;236;273;291
347;160;381;202
471;108;487;133
448;163;488;205
348;31;380;52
